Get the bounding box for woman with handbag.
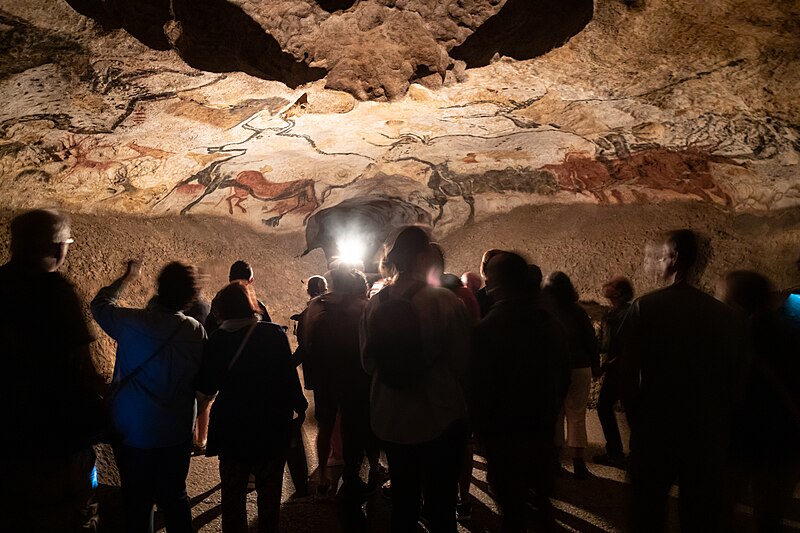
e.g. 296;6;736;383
196;281;307;533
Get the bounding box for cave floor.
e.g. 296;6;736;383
95;409;800;533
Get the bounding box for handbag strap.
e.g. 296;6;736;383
226;320;259;373
109;320;184;399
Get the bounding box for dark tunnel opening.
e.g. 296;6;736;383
303;196;432;273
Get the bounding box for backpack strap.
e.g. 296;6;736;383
226;320;259;373
109;320;184;400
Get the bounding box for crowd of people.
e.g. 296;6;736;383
2;208;799;533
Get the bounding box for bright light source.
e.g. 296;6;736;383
336;235;367;266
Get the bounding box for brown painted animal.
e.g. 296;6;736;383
222;170;319;218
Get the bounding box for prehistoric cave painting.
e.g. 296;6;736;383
220;170;319;226
542;148;737;205
385;142;742;227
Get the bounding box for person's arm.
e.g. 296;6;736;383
90;260;141;340
195;334;223;410
274;327;308;417
360;300;375;375
618;300;643;425
581;309;601;378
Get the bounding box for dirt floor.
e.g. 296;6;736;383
92;409;800;533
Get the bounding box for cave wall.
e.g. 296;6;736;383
0;0;797;243
0;0;798;325
0;202;797;377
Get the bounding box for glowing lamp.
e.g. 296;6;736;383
336;235;367;266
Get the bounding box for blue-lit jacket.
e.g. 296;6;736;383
91;280;206;449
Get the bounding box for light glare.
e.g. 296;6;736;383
336;235;367;265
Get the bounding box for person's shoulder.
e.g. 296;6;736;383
181;314;205;335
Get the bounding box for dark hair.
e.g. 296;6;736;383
212;281;260;321
542;271;579;305
384;226;431;274
721;270;773;316
328;267;368;297
480;249;502;281
10;209;71;260
307;275;327;298
158;262;200;312
528;264;543;298
603;276;634;303
229;260;253;282
429;242;445;273
487;252;531;293
440;272;463;291
665;229;698;271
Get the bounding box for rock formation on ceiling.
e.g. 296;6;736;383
62;0;593;100
0;0;798;263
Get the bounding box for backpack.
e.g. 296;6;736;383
369;283;428;389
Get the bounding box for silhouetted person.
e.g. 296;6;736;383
196;281;307;533
476;249;502;317
620;230;749;533
302;267;372;498
360;226;471;533
92;261;206;533
205;260;272;333
542;272;599;479
471;251;570;533
721;271;800;533
594;276;634;468
0;209;104;533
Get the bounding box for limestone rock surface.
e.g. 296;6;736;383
0;0;798;265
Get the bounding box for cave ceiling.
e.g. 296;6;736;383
0;0;798;243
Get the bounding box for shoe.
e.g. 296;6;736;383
367;465;388;494
592;453;626;468
381;479;392;500
456;502;472;522
573;458;589;480
191;442;206;456
247;473;256;490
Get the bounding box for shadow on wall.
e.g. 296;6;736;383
65;0;326;87
450;0;594;67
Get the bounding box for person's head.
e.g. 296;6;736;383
440;272;463;292
718;270;773;316
212;281;260;321
461;271;482;294
383;225;432;278
328;266;368;299
229;260;254;283
307;275;328;298
486;251;531;300
528;264;543;300
602;276;634;308
157;262;200;313
9;209;73;272
427;243;445;287
659;229;698;283
542;271;579;306
480;249;502;282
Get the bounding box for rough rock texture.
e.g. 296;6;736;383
0;0;798;279
60;0;591;100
